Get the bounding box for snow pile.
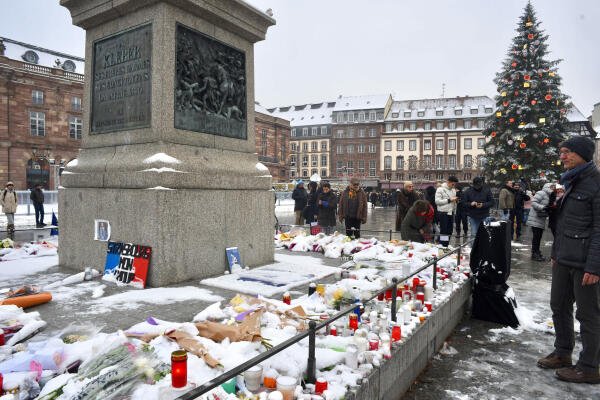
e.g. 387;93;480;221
0;241;57;262
142;153;181;164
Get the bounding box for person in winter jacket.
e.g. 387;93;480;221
547;185;564;237
498;180;517;237
292;181;307;225
454;186;468;237
1;181;17;239
338;178;368;238
317;182;338;235
303;181;319;224
435;176;459;247
401;200;434;243
512;182;530;239
526;182;555;261
523;190;533;224
538;136;600;384
30;183;46;228
395;181;421;231
462;176;494;236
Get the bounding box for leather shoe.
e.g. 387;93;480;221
537;352;572;369
531;253;546;262
556;366;600;384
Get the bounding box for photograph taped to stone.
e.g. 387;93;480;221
174;23;247;139
226;246;243;273
94;219;111;241
104;241;152;288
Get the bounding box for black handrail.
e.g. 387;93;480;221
176;238;473;399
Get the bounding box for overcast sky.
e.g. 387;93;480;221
2;0;598;115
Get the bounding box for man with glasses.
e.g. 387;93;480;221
338;178;368;238
537;136;600;384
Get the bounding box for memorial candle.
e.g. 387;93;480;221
171;350;187;388
349;313;359;330
315;377;328;395
282;292;291;305
392;325;402;341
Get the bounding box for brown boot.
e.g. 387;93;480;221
537;352;572;369
556;366;600;384
7;224;15;240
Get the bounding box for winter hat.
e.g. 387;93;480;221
297;180;304;185
560;136;595;162
6;181;14;187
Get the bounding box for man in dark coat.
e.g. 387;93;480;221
537;136;600;384
338;178;368;238
317;182;338;234
292;181;307;225
462;177;494;236
30;183;45;227
454;186;468;237
395;181;421;231
512;182;530;240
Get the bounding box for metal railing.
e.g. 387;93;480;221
176;237;473;399
13;190;58;215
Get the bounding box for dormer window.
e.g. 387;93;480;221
403;111;411;118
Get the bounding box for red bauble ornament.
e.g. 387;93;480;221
491;131;497;138
503;101;509;107
511;164;518;170
519;142;526;149
528;33;534;40
524;74;531;81
511;61;517;67
509;117;515;123
540;172;545;177
545;94;552;101
514;90;519;96
531;100;537;105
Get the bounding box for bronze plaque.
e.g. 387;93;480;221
91;24;152;134
174;24;247;139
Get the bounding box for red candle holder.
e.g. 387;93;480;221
171;350;188;388
385;288;392;301
315;377;328;395
424;301;433;312
0;372;3;396
369;339;379;350
392;325;402;341
412;277;420;292
416;293;425;303
282;292;291;305
349;313;359;331
0;328;4;346
377;292;385;301
329;326;337;336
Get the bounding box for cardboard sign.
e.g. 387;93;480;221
104;241;152;288
226;247;243;273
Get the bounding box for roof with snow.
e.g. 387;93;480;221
386;96;495;121
0;37;84;74
332;94;391;112
268;101;335;127
565;104;587;122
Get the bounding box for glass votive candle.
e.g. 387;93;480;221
377;291;385;301
368;338;379;350
424;286;434;301
412;277;420;291
315;377;328;395
418;313;426;323
244;365;263;392
282;292;291;305
349;313;359;330
424;301;433;312
345;345;359;369
391;325;402;341
416;292;425;303
276;376;297;400
329;325;337;336
171;350;187;388
264;368;278;389
385;288;392;301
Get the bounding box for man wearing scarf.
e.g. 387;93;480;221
537;136;600;384
338;177;368;238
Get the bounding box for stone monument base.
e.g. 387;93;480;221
58;187;274;287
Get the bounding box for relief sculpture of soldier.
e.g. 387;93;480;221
175;26;246;126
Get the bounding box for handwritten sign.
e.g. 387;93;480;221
104;241;152;288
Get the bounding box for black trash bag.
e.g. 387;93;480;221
470;220;512;285
471;281;519;328
470;220;519;327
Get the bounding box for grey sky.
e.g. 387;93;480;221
2;0;598;115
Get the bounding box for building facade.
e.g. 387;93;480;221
254;102;290;183
269;101;334;180
381;96;495;188
0;37;84;190
330;94;392;188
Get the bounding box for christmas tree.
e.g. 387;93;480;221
483;1;571;185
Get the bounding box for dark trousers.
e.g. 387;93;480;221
551;263;600;371
531;226;544;255
33;202;44;225
514;208;524;237
438;212;453;247
345;217;362;238
455;211;468;235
